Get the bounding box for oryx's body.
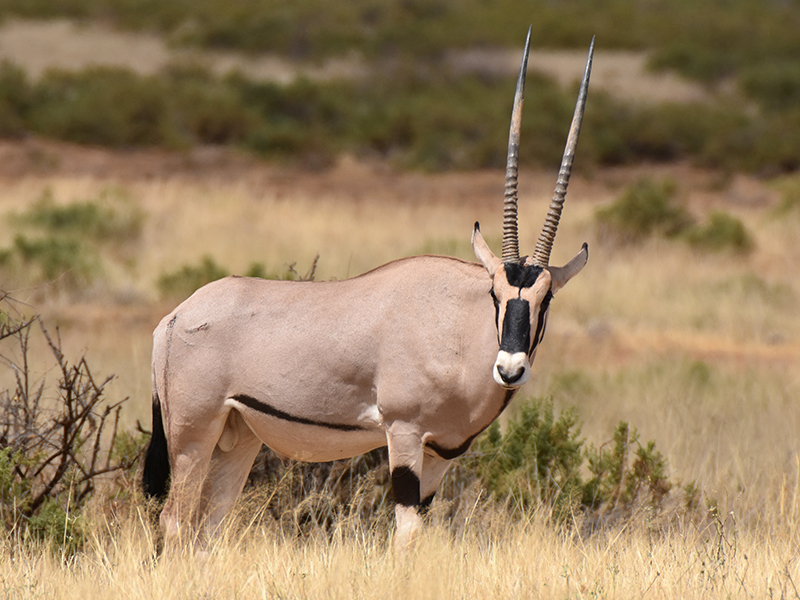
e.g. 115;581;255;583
143;29;594;548
155;256;508;465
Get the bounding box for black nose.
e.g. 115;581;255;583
497;363;525;385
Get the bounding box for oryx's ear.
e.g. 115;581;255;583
548;243;588;293
472;222;501;277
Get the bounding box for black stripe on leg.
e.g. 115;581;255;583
391;466;421;507
419;493;436;515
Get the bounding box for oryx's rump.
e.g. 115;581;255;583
151;255;508;465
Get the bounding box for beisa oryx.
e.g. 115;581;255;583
142;29;594;549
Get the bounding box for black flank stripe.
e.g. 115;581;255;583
231;394;364;432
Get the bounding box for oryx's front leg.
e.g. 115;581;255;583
386;423;451;549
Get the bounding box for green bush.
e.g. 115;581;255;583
584;422;672;511
464;398;682;522
9;234;100;288
158;255;319;300
739;61;800;112
595;179;755;253
648;42;738;84
468;400;584;517
156;255;230;300
0;187;146;294
0;54;798;173
12;187;145;244
30;67;176;147
683;211;754;253
596;178;694;243
0;61;31;137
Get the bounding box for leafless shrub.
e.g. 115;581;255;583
0;293;135;550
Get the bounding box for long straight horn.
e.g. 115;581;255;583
501;26;532;264
531;36;594;268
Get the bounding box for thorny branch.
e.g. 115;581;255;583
0;295;134;523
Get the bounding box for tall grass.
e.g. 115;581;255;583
3;495;800;599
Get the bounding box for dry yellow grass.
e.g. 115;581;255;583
3;500;800;599
1;143;800;597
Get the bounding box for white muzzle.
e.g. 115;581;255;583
493;350;530;388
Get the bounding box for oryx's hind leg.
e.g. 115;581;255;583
159;406;230;546
198;409;263;540
386;424;451;549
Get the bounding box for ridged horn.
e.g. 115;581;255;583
531;36;594;268
501;26;532;264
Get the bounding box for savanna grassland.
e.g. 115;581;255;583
2;2;800;598
2;141;800;599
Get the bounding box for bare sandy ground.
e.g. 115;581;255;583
0;18;707;103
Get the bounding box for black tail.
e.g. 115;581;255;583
142;392;170;502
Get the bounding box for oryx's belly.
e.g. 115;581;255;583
225;395;386;463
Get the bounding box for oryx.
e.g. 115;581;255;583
142;29;594;549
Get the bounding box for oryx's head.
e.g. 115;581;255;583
473;28;594;389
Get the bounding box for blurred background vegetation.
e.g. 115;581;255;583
0;0;799;172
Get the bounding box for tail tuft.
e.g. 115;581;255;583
142;393;170;502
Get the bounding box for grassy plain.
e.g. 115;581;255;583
1;140;800;597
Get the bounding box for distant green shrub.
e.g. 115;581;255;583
739;62;800;112
0;55;790;173
649;42;738;84
596;179;754;253
30;66;176;147
13;187;145;244
158;255;319;300
243;261;307;281
0;61;31;137
0;187;146;294
683;211;754;253
157;255;230;300
9;234;100;288
596;178;693;243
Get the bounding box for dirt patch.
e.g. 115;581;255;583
449;47;709;104
0;18;365;82
0;18;707;104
